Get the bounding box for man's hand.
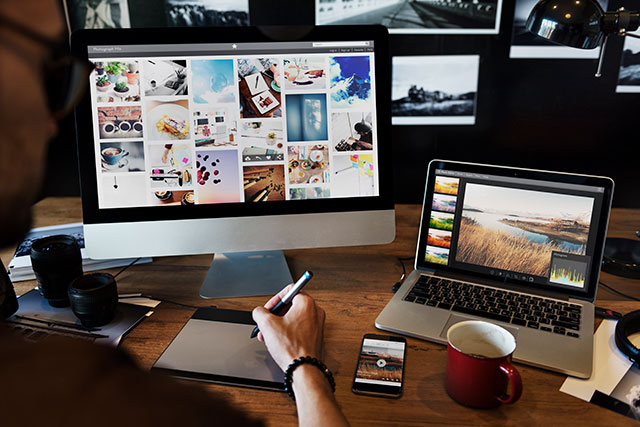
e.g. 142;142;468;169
252;285;325;371
252;287;349;427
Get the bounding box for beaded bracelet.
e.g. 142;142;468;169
283;356;336;401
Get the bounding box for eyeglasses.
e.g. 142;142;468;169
0;14;94;119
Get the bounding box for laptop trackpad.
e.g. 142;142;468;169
439;314;520;340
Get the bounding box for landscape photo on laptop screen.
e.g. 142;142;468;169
424;170;606;291
87;41;380;208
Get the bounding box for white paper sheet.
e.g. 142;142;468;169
245;73;269;95
560;320;633;401
117;297;161;308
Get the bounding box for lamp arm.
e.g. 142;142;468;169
595;35;608;78
602;9;640;35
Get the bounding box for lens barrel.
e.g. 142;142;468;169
31;235;83;308
68;273;118;327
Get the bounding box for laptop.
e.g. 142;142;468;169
376;160;614;378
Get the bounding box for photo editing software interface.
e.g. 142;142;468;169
354;338;404;387
87;40;379;209
424;169;606;291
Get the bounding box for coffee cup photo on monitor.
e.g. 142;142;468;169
100;141;145;173
97;106;144;139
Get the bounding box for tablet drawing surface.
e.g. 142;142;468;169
152;308;284;390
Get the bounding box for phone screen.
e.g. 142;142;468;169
353;336;406;395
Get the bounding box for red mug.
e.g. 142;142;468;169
446;320;522;408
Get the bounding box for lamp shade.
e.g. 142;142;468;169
526;0;605;49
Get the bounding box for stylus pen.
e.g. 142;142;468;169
250;271;314;339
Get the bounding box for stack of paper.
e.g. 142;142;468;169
8;222;152;282
9;289;160;346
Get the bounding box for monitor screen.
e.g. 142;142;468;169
86;39;382;209
416;160;613;301
71;26;394;297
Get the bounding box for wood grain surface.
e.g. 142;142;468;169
2;198;638;426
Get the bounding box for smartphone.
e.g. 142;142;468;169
352;334;407;398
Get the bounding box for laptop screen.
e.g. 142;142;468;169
416;160;614;300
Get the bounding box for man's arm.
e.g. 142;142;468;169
253;288;349;427
355;140;373;150
290;364;348;427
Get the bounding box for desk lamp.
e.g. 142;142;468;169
526;0;640;76
527;0;640;278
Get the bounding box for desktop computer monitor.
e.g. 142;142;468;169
71;25;394;298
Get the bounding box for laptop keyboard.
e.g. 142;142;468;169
403;275;582;338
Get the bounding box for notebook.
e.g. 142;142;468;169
376;160;614;378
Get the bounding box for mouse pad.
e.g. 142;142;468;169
152;307;284;391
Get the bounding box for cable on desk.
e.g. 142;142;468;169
113;257;142;279
599;281;640;302
392;256;414;293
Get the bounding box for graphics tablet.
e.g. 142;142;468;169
152;307;284;391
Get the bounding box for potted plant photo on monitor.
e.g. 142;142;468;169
126;62;139;85
106;61;124;83
114;81;129;97
96;74;111;92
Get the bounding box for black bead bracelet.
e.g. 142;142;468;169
283;356;336;401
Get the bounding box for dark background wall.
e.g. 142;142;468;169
43;0;638;207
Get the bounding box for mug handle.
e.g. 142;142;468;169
496;360;522;404
121;150;129;158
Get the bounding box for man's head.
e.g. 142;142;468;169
354;121;372;135
0;0;65;246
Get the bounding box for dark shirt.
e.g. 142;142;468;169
0;324;264;426
358;132;372;144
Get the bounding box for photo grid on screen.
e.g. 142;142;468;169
88;41;381;209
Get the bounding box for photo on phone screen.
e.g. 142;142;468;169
352;334;406;398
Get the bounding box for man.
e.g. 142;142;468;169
0;1;349;425
346;121;373;151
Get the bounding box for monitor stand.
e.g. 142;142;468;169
199;250;293;299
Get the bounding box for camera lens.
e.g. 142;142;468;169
30;235;83;308
68;273;118;327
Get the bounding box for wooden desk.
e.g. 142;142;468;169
3;198;639;426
